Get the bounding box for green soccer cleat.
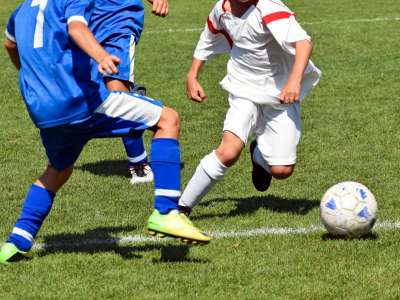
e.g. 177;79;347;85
0;243;33;265
147;210;210;245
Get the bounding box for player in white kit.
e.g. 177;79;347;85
178;0;322;214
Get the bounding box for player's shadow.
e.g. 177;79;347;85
193;195;319;220
39;226;207;263
77;160;130;178
76;160;185;178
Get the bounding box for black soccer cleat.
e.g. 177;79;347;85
178;205;192;217
250;140;272;192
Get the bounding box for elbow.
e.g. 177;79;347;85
308;39;314;51
4;39;16;51
307;39;314;55
301;38;313;49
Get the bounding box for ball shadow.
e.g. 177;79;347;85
321;232;379;241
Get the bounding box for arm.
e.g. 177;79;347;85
68;21;120;75
258;1;314;103
146;0;169;17
186;5;229;103
279;39;313;104
4;39;20;70
4;6;21;70
186;58;207;102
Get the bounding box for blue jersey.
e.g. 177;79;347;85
6;0;109;128
90;0;144;44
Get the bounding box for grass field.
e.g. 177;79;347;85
1;0;400;299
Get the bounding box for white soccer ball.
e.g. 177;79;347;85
320;181;377;237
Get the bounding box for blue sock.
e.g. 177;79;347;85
150;138;181;214
123;136;147;167
7;184;55;251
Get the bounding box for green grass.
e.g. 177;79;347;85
1;0;400;299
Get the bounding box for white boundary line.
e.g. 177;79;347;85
144;16;400;35
32;221;400;250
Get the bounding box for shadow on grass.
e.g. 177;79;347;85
321;232;379;241
76;160;185;178
39;226;207;263
153;245;207;264
193;195;319;220
76;160;130;178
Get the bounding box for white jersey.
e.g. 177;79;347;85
194;0;322;104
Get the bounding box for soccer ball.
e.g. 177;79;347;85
320;181;377;237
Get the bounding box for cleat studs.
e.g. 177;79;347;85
156;233;166;238
148;230;156;236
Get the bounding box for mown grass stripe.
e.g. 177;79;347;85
144;16;400;35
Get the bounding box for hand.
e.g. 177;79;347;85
149;0;169;17
279;78;301;104
98;55;120;75
186;76;207;102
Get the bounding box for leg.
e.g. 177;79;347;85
251;102;301;189
145;106;181;214
179;96;257;211
35;165;73;192
1;128;85;264
146;107;211;244
122;136;154;184
92;92;210;244
102;34;153;184
179;132;244;211
104;79;153;184
0;166;73;264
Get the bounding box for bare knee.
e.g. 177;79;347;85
215;132;244;167
215;147;241;167
154;107;180;138
270;165;294;179
36;165;73;193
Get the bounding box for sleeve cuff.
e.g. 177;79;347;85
5;29;16;42
193;53;209;61
67;16;88;25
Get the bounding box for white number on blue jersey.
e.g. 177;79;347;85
31;0;48;48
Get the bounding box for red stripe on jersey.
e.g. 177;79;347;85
207;16;233;48
262;11;293;25
207;16;219;34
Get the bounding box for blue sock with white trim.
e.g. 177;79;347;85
7;184;55;251
150;138;181;214
123;136;147;167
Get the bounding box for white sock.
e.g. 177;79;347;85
179;151;228;209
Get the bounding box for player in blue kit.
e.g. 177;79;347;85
0;0;209;264
90;0;170;184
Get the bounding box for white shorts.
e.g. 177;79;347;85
223;94;301;166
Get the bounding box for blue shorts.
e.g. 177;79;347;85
40;91;163;170
102;33;137;83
